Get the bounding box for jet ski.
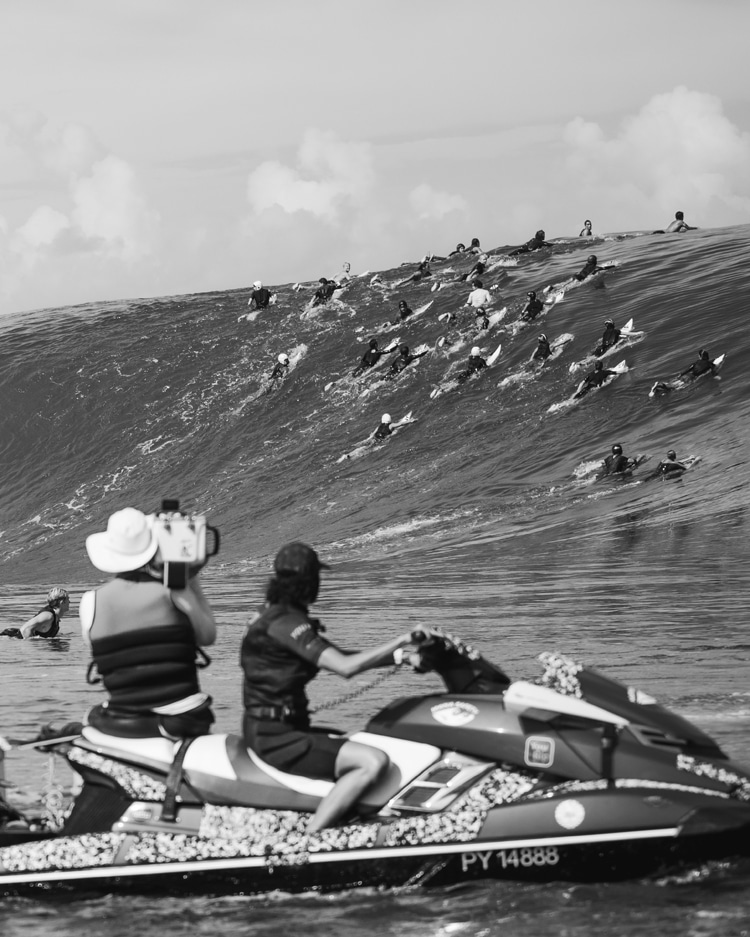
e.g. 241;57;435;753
1;628;750;899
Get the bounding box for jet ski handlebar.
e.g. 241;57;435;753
407;627;512;694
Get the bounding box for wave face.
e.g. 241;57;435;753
2;224;750;580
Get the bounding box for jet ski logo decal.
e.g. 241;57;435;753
524;736;554;768
430;701;479;726
554;799;586;830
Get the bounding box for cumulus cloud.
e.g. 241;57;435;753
37;120;105;178
71;155;160;260
246;129;374;222
408;183;467;220
562;87;750;220
0;116;160;307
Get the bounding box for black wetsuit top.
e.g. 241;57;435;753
533;339;551;360
658;460;686;476
602;454;629;475
596;326;621;354
388;351;425;375
398;305;413;320
358;349;381;370
466;355;487;375
574;260;599;281
684;357;714;378
270;362;288;381
312;282;337;306
510;235;549;255
465;262;486;280
522;298;545;321
250;288;271;309
374;422;392;439
579;367;615;393
457;356;487;383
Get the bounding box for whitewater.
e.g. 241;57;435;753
1;224;750;935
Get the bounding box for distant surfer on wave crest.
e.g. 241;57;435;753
662;211;696;234
509;229;552;256
247;281;272;310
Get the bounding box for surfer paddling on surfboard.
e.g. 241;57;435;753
574;360;618;399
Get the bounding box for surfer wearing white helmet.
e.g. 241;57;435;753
595;318;622;356
269;353;290;384
374;412;415;440
247;281;272;310
467;346;487;373
453;346;488;385
374;413;394;439
532;333;552;361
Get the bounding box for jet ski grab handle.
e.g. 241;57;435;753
409;627;511;694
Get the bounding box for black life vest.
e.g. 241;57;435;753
87;577;201;713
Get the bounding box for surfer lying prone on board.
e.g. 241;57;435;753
574;360;617;399
386;343;430;378
336;412;416;462
596;444;645;479
645;450;688;479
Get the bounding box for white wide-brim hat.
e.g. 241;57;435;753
86;507;158;573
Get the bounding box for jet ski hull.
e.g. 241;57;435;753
2;782;749;898
3;643;750;898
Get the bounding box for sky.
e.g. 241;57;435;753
1;0;749;315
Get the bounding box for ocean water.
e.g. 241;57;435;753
1;225;750;935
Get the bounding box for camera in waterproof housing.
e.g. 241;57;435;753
151;499;220;589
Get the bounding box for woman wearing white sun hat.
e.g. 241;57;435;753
79;507;216;739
